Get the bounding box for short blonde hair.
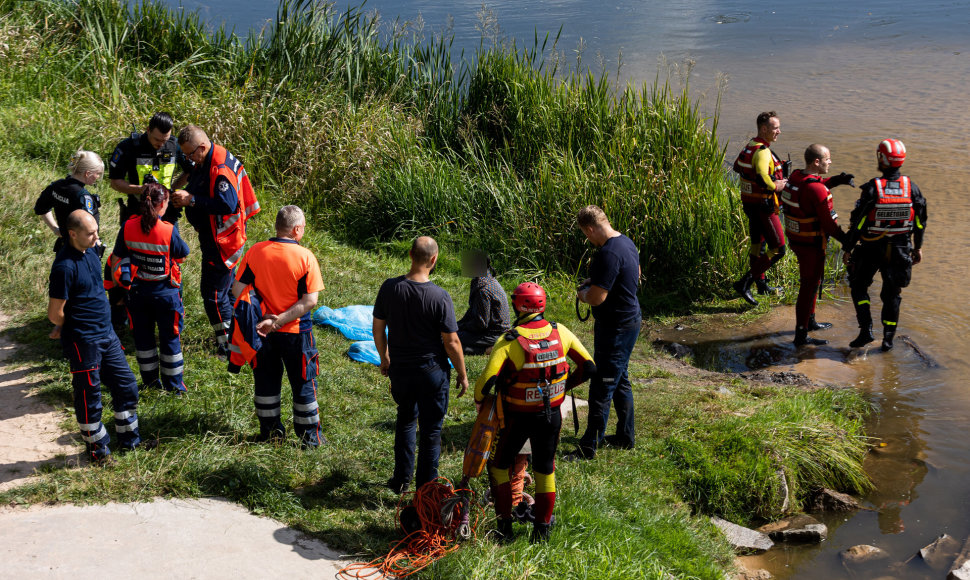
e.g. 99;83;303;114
577;205;609;229
68;149;103;177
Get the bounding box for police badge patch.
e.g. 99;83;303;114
84;196;95;214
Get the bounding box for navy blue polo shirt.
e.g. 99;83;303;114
49;245;111;341
589;234;642;328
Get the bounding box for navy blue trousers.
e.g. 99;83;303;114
200;262;234;348
64;332;140;458
389;360;450;487
578;322;639;456
129;285;185;392
253;331;323;446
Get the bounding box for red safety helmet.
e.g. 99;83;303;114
512;282;546;314
877;139;906;168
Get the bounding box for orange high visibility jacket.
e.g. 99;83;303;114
207;145;261;269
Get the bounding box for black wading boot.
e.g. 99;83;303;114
495;518;515;544
794;327;827;346
849;325;875;348
755;277;782;295
531;522;551;544
733;273;758;306
807;315;833;331
882;327;897;351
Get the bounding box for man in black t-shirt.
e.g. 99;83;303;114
568;205;642;460
373;236;469;493
108;112;191;225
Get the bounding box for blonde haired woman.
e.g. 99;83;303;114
34;149;104;254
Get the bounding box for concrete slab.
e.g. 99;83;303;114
0;498;350;579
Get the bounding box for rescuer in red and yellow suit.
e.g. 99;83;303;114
780;144;855;346
732;111;789;305
844;139;927;351
112;184;190;393
171;125;260;359
474;282;595;543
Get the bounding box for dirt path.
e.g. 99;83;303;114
0;314;80;491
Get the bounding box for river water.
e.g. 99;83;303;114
158;0;970;576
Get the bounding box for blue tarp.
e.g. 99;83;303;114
312;305;374;341
347;341;381;366
313;305;381;366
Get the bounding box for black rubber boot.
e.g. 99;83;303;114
882;327;897;351
794;327;827;346
530;522;551;544
495;518;515;544
755;277;782;295
807;315;833;331
733;273;758;306
849;325;875;348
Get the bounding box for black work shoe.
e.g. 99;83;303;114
141;379;162;391
755;278;782;295
90;454;115;467
603;434;635;450
733;274;758;306
794;328;828;346
849;326;875;348
881;328;896;351
386;477;411;495
215;344;230;362
495;518;515;544
254;430;286;444
530;522;551;544
563;447;594;462
807;316;833;331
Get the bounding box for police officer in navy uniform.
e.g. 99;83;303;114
844;139;927;351
48;210;148;464
34;150;104;255
108;112;190;225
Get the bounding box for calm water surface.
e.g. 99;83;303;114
159;1;970;577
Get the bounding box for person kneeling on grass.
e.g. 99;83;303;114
456;250;510;355
475;282;595;543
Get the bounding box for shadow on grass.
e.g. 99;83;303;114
295;467;387;511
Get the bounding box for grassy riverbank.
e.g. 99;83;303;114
0;1;868;578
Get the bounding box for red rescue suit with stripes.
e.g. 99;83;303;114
781;170;846;329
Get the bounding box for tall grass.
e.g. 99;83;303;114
0;0;751;308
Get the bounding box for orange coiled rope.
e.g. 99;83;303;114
336;478;479;579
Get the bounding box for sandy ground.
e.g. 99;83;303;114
0;314;80;491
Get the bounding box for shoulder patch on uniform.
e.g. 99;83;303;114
218;180;230;193
110;148;123;167
84;196;95;214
